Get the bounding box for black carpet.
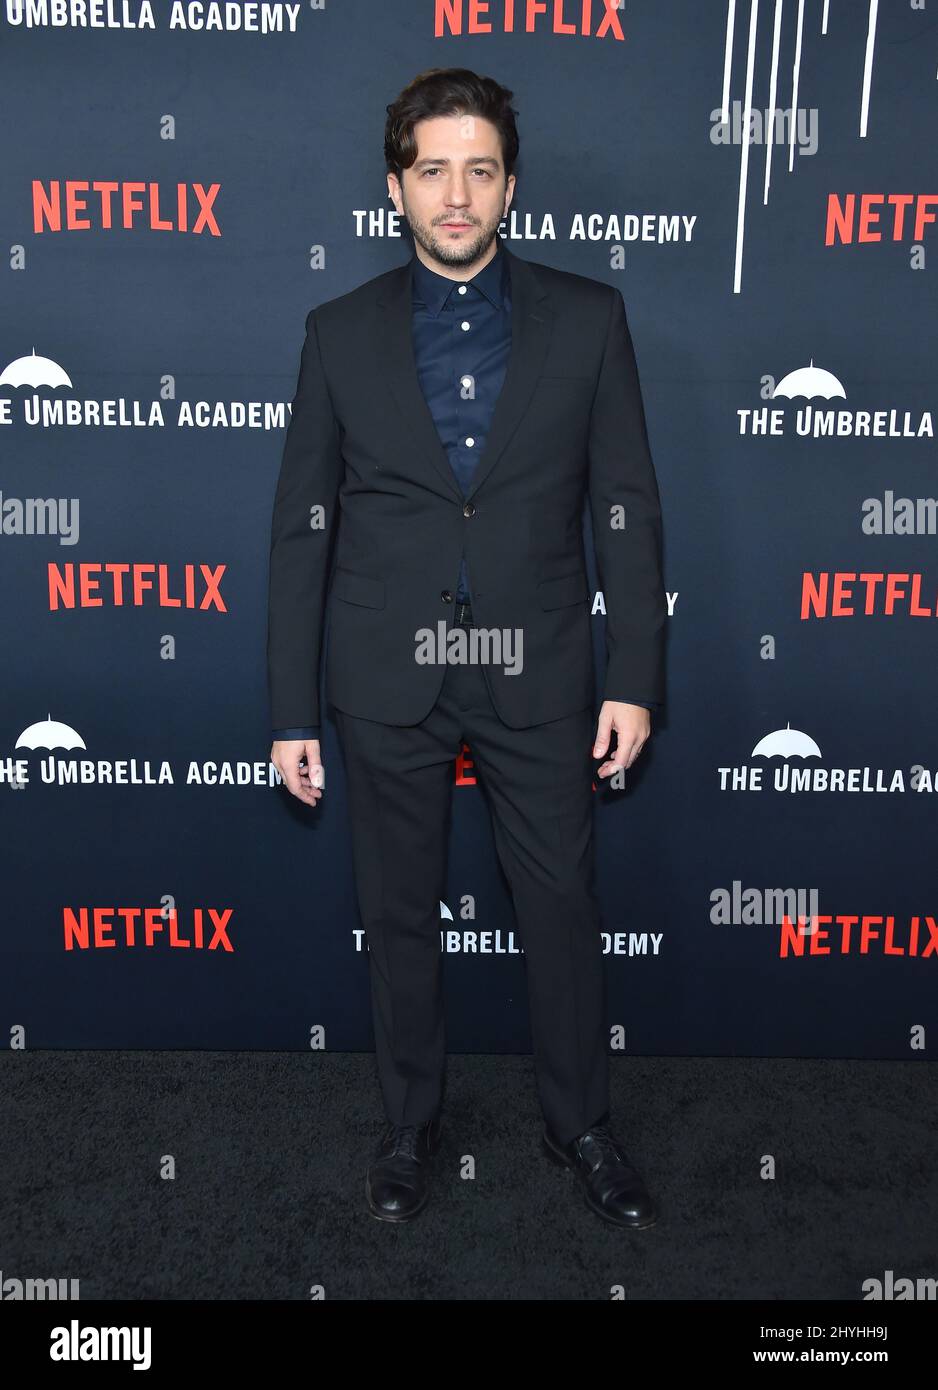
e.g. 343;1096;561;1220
1;1053;934;1300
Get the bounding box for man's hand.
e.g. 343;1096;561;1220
271;738;324;806
592;701;651;779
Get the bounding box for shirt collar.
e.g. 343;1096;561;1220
411;237;508;317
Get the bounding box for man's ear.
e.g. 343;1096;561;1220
387;173;402;215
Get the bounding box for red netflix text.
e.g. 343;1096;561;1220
48;563;227;611
63;907;234;952
32;181;221;235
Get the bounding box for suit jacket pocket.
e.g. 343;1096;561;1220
331;566;386;609
537;570;590;610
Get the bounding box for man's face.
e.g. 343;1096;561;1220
387;112;515;271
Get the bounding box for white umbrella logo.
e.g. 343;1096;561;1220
751;723;822;760
0;348;73;390
772;359;846;402
15;714;86;751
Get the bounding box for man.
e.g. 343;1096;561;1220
267;68;666;1229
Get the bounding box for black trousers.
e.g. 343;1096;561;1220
333;651;610;1147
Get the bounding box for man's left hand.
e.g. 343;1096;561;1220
592;701;651;778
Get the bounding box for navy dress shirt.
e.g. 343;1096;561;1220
272;239;659;741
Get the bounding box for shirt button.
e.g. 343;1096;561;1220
458;285;467;294
441;590;453;603
463;502;475;517
460;321;471;331
465;437;475;447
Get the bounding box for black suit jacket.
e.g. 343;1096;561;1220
267;241;666;732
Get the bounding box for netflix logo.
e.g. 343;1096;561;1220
47;563;227;611
780;914;938;959
32;181;221;235
63;907;234;952
800;572;938;619
825;194;938;246
435;0;626;39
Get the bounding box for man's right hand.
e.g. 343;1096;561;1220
271;739;324;806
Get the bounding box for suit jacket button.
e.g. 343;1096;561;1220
441;590;453;602
463;502;475;517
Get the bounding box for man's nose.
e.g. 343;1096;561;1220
445;175;470;208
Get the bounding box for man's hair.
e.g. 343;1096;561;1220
384;67;520;184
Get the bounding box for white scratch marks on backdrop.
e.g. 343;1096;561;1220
734;0;760;296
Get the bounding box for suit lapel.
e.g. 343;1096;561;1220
374;240;553;502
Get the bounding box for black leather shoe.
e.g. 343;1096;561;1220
365;1115;442;1222
542;1117;658;1229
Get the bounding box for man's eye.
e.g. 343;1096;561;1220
421;168;492;177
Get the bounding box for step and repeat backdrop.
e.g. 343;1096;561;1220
1;1;934;1056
